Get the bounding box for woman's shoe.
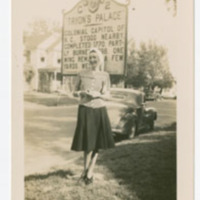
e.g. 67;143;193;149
77;169;88;184
84;176;93;185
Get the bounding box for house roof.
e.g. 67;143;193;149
46;37;61;52
37;33;60;50
24;33;61;51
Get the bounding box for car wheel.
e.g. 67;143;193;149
127;122;137;139
149;120;154;131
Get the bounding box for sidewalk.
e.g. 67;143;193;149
24;92;79;176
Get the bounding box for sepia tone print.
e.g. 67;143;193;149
12;0;194;199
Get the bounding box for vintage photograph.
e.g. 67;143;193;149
16;0;181;199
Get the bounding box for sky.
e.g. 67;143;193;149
20;0;179;78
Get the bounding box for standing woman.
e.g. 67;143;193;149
71;48;115;185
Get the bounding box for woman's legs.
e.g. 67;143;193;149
86;150;99;178
84;151;93;172
77;151;92;183
82;150;99;178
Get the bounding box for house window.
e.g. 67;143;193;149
41;57;45;62
57;59;61;63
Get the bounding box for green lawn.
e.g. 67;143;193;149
25;128;176;200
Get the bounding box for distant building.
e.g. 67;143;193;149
23;33;62;93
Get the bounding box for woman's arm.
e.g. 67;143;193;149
69;74;81;98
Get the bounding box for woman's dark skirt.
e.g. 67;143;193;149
71;105;115;151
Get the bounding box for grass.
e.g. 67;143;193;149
25;128;176;200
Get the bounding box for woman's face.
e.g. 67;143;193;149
89;51;100;70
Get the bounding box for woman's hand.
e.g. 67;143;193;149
80;90;101;98
100;92;111;100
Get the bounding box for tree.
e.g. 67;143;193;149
126;40;146;88
23;19;62;49
126;40;174;92
24;66;35;84
153;70;174;93
24;19;61;38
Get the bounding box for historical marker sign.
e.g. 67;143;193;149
62;0;128;75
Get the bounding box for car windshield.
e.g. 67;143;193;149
110;90;144;107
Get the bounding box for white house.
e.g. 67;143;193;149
24;33;62;93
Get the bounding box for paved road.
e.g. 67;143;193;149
24;99;176;175
147;100;176;128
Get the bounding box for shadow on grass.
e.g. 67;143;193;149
154;122;176;132
114;122;176;143
25;169;74;181
97;131;176;200
140;122;176;134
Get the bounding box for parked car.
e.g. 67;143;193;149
144;91;158;101
105;88;157;139
161;91;176;99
